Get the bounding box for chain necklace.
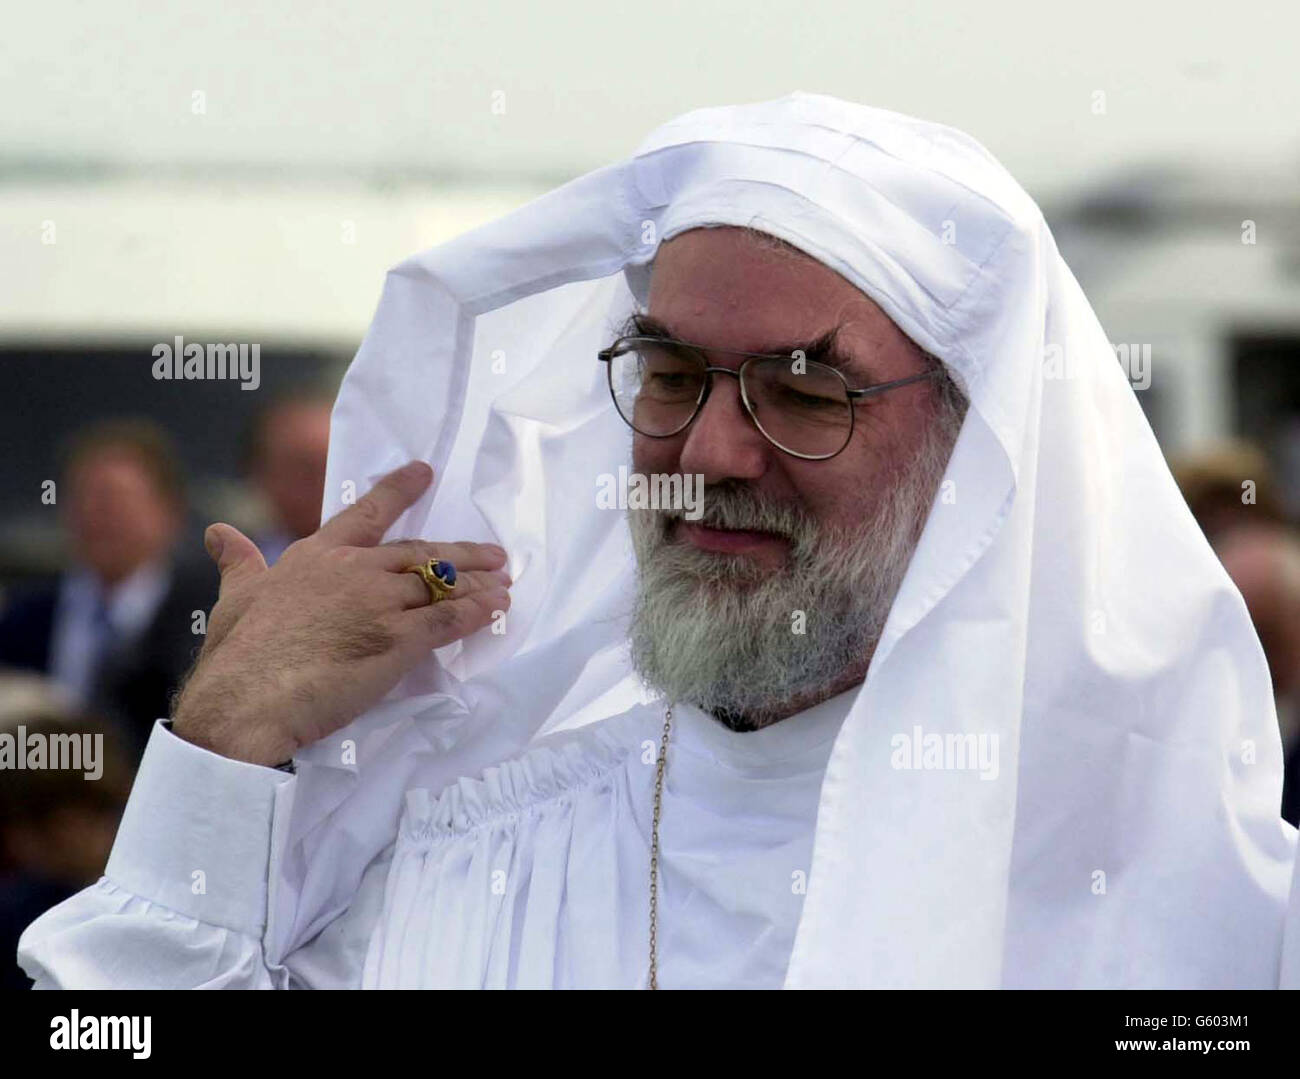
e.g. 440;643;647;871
648;704;673;990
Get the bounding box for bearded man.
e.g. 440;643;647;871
19;93;1300;989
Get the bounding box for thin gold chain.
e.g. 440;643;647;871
648;704;673;990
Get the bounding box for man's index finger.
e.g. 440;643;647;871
315;461;434;548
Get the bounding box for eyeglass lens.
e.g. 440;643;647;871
607;338;853;458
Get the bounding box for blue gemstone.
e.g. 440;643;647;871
432;560;457;586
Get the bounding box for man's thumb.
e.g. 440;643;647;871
204;523;268;584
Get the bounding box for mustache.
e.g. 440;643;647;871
653;481;812;539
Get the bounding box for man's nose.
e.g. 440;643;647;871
677;373;770;483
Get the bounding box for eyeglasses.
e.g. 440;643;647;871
598;333;941;461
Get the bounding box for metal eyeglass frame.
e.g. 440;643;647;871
597;333;942;461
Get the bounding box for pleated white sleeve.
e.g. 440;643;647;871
17;719;306;989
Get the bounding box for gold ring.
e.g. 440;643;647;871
404;559;458;605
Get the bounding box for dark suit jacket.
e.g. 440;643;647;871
0;555;218;761
0;874;73;990
1284;740;1300;827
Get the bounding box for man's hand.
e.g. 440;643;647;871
171;461;511;766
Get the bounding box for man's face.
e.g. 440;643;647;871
633;227;940;572
255;402;331;540
626;227;962;725
65;451;180;586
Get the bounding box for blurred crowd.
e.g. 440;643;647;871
0;388;332;988
4;392;1300;988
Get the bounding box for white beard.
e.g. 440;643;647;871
627;412;959;728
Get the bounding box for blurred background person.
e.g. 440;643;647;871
1213;527;1300;823
0;673;132;989
1172;441;1287;544
242;389;333;565
1174;443;1300;821
0;420;217;760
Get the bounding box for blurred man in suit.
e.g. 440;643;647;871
0;419;217;759
243;390;333;565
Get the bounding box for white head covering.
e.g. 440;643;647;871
271;91;1298;987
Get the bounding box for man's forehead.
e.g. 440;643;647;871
630;311;859;376
644;226;914;377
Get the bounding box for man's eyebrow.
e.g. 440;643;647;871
626;313;863;375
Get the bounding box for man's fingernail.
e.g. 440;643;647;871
204;527;223;560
